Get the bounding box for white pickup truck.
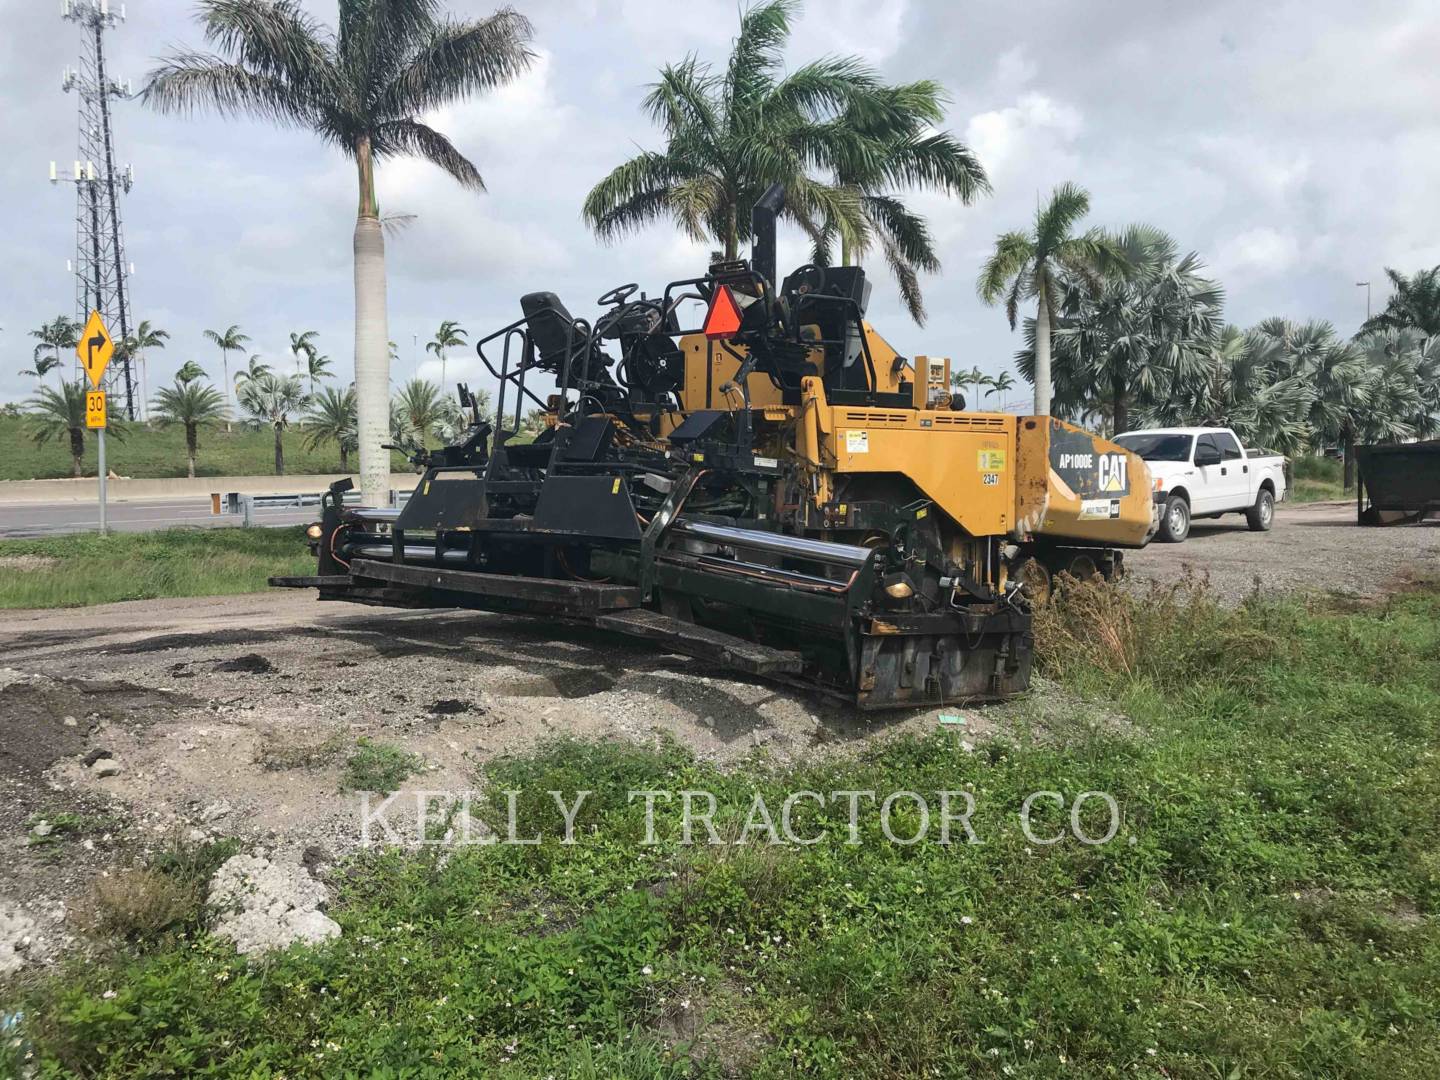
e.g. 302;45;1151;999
1113;427;1288;543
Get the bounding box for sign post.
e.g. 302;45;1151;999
77;311;115;536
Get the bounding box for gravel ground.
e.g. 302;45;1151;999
0;497;1432;972
1123;499;1440;602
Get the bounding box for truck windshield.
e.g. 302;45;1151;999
1114;433;1194;461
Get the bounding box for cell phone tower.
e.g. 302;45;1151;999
50;0;137;419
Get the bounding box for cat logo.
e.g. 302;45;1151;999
1098;453;1128;494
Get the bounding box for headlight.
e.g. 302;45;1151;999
305;523;323;540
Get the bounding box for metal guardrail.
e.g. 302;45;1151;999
213;488;411;527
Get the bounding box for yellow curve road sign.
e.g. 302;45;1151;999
86;390;107;430
77;310;114;388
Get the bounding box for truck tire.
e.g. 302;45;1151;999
1158;495;1190;543
1246;488;1275;532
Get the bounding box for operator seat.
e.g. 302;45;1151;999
520;291;589;373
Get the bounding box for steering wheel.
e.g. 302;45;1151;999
789;264;827;296
596;283;638;307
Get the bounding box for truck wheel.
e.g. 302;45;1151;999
1246;488;1275;532
1158;495;1190;543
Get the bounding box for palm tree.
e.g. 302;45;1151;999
1255;318;1369;487
1360;266;1440;338
236;372;308;475
203;324;249;428
235;353;271;387
1023;225;1224;434
307;351;334;392
949;365;988;410
288;329;319;379
818;82;988;323
175;360;207;385
26;316;80;384
977;183;1125;416
144;1;535;508
1140;325;1313;455
584;0;907;264
20;354;63;382
117;320;170;422
394;378;445;446
425;320;467;388
986;371;1017;407
26;381;97;477
304;384;358;471
150;378;228;478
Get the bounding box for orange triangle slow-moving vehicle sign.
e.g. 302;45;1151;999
703;284;743;340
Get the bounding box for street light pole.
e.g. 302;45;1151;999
1356;280;1371;322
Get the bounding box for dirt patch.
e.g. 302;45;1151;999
0;669;192;780
109;629;292;655
652;976;770;1077
427;698;477;716
489;668;618;699
213;654;276;675
0;554;60;573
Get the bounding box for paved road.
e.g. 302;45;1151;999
0;497;316;538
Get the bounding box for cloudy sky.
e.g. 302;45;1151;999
2;0;1437;411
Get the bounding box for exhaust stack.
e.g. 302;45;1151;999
751;183;784;288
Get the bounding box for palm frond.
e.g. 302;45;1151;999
381;8;534;117
1033;181;1091;257
724;0;798;111
142;52;319;127
642;57;721;143
977;231;1035;307
872;130;989;201
583;151;695;241
375;119;483;189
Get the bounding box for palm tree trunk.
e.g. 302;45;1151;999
70;428;84;478
724;200;738;260
222;347;232;432
1033;292;1053;416
353;137;391;508
186;423;198;480
1112;379;1129;436
274;423;284;475
1342;423;1355;491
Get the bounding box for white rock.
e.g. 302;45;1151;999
209;853;341;956
91;757;123;778
0;902;39;975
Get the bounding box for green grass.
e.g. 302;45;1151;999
0;415;408;480
7;582;1440;1077
0;527;315;608
341;739;426;794
1290;454;1348;503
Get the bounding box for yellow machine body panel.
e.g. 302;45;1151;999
678;322;912;412
1014;416;1155;548
826;405;1016;538
791;377;1015;538
672;326;1153;550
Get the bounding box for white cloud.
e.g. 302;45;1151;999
1214;227;1302;279
964;93;1083;183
